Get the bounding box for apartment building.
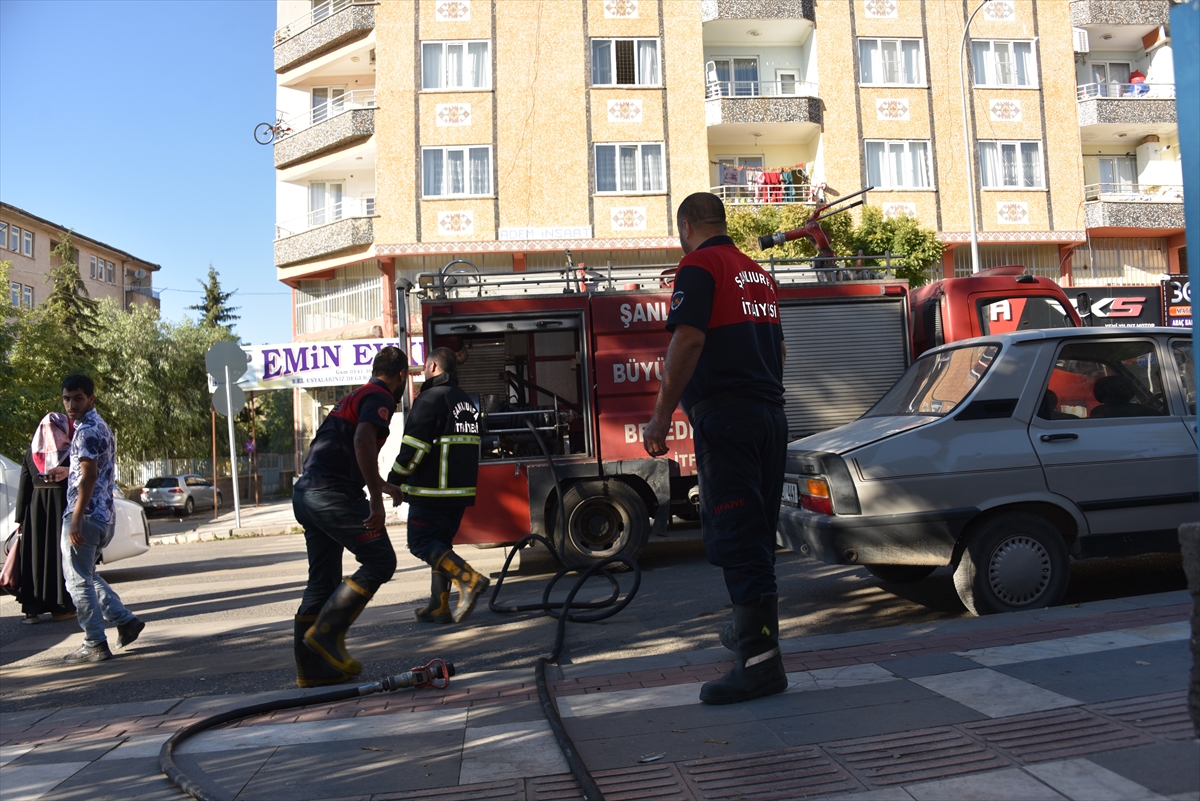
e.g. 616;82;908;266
0;202;160;311
271;0;1184;444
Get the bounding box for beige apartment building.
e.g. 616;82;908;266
1;202;160;312
271;0;1184;334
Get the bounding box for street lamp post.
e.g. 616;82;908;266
959;0;990;274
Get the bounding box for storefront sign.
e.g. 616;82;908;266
235;337;426;391
1162;278;1191;329
1070;286;1164;328
498;226;593;241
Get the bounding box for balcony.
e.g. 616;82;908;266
1077;82;1176;136
1070;0;1170;27
275;91;376;169
1083;183;1185;230
710;183;823;207
700;0;814;23
706;81;821;131
275;198;375;267
125;284;160;308
274;0;374;74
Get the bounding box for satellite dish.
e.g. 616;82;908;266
134;268;147;279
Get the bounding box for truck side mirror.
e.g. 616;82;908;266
1075;292;1092;326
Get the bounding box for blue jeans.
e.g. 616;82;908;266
293;488;397;617
693;402;788;605
406;504;466;566
61;510;134;647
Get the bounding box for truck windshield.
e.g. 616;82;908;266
866;344;1000;418
978;297;1073;334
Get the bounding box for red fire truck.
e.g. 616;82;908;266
408;249;1080;568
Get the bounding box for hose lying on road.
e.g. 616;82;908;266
160;420;641;801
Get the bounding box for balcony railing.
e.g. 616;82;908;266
124;284;161;300
276;197;376;240
1076;82;1175;100
705;80;819;100
275;0;361;44
277;90;376;140
1084;183;1183;203
710;184;825;205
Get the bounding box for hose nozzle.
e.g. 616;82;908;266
360;659;456;696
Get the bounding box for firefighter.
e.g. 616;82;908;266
388;347;488;624
292;347;407;687
643;192;789;705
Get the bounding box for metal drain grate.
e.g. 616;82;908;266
377;779;524;800
680;745;862;799
527;765;692;801
963;707;1155;762
826;727;1009;786
1090;691;1198;741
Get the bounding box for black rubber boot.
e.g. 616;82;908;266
415;570;453;624
294;616;352;688
304;579;372;675
435;550;490;623
719;621;736;652
700;594;788;705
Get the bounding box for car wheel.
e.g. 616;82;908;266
558;480;649;571
866;564;937;584
953;513;1069;616
184;498;194;516
217;493;223;509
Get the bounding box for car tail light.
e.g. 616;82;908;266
168;488;184;494
800;478;835;515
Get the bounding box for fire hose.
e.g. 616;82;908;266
161;420;640;801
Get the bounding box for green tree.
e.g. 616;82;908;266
43;234;99;358
189;264;240;331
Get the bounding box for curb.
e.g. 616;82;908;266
149;526;300;546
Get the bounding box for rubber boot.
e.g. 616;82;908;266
435;550;490;623
719;621;736;652
294;616;352;688
415;570;453;624
700;594;788;705
304;579;372;675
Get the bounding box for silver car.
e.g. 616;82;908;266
140;474;222;517
778;327;1196;615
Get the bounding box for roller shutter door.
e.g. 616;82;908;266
780;298;909;440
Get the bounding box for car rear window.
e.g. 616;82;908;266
146;477;178;488
866;344;1000;418
978;296;1073;334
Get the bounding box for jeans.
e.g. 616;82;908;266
293;488;397;617
61;510;134;647
693;402;788;605
406;504;466;566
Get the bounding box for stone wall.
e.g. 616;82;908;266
1077;99;1176;128
1070;0;1170;27
705;95;821;127
274;3;374;73
700;0;814;22
1084;201;1184;230
275;109;375;169
275;217;374;267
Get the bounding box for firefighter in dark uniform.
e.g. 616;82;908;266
291;347;407;688
643;192;789;705
388;347;488;624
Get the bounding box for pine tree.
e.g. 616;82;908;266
43;233;98;336
189;264;240;331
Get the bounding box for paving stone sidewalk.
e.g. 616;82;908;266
2;591;1197;801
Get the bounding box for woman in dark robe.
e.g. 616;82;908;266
14;413;76;623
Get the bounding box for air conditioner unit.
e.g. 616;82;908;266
365;196;376;215
1073;27;1089;53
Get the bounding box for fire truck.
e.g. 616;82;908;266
406;247;1081;569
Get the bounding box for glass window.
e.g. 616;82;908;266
978;297;1073;334
23;286;33;308
106;262;115;283
90;255;97;279
979;141;1044;188
1173;339;1195;416
421;41;490;90
1042;340;1167;420
591;38;660;86
422;147;492;197
594;143;665;194
867;345;1000;418
10;281;20;307
858;38;924;85
863;140;933;189
9;225;19;252
972;40;1037;87
0;222;6;250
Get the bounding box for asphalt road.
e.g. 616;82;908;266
0;521;1186;712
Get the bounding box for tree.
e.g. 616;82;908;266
43;234;99;353
189;265;240;331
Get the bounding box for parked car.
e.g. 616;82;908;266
140;475;222;517
777;327;1196;615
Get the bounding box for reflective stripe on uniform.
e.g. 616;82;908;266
403;435;432;452
393;435;433;476
434;435;481;445
401;484;477;497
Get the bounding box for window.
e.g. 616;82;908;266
971;40;1036;87
979;140;1043;188
106;261;114;284
867;345;999;418
592;39;660;86
706;58;759;96
595;143;664;193
864;140;932;189
22;286;32;308
1042;340;1167;420
9;281;20;307
0;223;6;250
90;255;97;280
310;181;343;227
421;41;490;90
717;156;763;186
22;230;32;257
422;146;493;197
1173;339;1195;416
311;86;346;124
9;225;20;253
1096;156;1137;194
859;38;924;85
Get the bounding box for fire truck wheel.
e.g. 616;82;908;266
560;481;649;570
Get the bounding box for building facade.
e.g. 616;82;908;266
271;0;1184;448
0;202;160;312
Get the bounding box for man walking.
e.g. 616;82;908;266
292;347;407;687
388;347;487;625
60;374;144;663
643;192;789;704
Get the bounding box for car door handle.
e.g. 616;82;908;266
1040;433;1079;442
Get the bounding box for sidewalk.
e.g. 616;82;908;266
2;591;1197;801
145;498;303;545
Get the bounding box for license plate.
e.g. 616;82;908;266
781;481;799;505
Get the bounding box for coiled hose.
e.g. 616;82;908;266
160;420;640;801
